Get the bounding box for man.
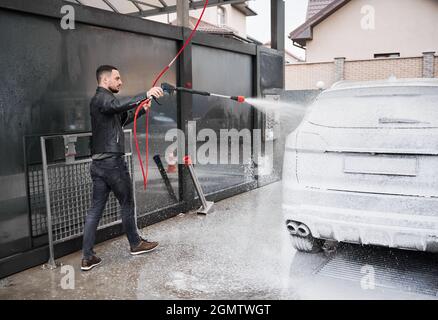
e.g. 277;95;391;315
81;65;164;271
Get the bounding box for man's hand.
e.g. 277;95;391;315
142;99;151;111
147;87;164;100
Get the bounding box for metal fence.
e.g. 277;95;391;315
38;130;135;268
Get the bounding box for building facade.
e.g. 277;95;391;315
148;2;257;42
286;0;438;90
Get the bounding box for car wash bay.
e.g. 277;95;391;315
1;0;438;300
0;0;286;278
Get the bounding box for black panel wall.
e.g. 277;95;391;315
0;8;178;260
0;0;283;278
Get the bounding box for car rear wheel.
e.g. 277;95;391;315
290;235;324;253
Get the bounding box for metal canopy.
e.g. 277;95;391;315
66;0;250;18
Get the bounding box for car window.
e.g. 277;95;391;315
306;86;438;128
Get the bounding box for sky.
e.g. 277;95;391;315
246;0;309;59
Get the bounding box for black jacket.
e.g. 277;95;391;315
90;87;147;155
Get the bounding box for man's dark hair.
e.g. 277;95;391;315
96;65;118;82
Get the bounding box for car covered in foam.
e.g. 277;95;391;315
282;78;438;253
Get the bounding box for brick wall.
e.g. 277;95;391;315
435;56;438;78
285;62;334;90
286;55;436;90
345;57;423;81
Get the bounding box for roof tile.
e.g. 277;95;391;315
307;0;337;19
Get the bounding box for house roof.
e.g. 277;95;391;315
306;0;337;19
289;0;350;47
171;16;235;35
170;17;254;43
231;3;258;16
263;41;304;62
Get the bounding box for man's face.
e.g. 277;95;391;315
106;69;123;93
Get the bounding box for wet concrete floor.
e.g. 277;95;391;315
1;182;438;300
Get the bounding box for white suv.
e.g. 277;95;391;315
282;78;438;253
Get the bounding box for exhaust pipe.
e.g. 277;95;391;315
297;224;310;237
286;221;299;235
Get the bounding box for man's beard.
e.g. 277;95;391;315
109;86;120;93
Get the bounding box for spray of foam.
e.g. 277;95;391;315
244;97;308;126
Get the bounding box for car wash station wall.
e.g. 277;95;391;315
0;0;284;277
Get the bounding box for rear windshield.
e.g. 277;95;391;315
307;86;438;128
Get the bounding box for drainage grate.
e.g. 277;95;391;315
317;247;438;296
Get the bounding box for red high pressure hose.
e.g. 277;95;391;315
134;0;209;190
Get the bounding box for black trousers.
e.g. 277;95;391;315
82;156;140;259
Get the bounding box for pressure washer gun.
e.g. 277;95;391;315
160;82;245;103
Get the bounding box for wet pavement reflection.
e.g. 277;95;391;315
1;182;437;300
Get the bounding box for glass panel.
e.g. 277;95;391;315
192;45;254;194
